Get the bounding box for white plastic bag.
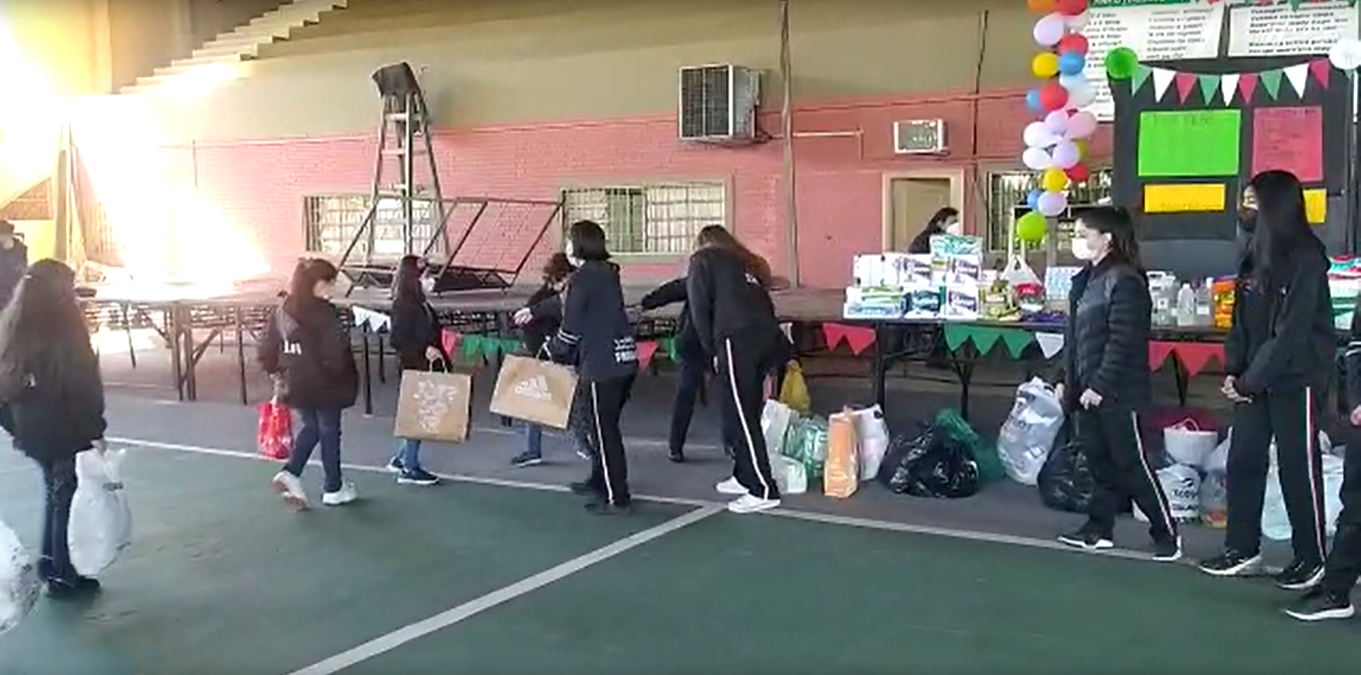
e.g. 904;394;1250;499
761;400;797;464
1261;453;1346;541
845;405;890;482
772;455;807;495
1163;419;1218;468
1134;464;1201;523
69;449;132;577
0;517;41;636
996;378;1064;486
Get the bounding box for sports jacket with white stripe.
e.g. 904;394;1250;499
547;260;638;381
686;246;782;357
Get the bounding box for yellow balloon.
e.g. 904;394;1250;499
1073;139;1087;159
1041;168;1068;193
1032;52;1059;79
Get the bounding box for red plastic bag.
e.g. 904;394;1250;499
257;400;292;460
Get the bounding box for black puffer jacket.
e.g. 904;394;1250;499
258;297;359;410
0;347;106;461
1063;259;1152;409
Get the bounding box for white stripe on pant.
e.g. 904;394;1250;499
724;338;773;500
1305;387;1327;562
590;383;614;505
1129;411;1177;538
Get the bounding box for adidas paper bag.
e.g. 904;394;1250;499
394;370;474;442
489;355;578;429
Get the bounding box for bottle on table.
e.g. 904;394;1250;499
1176;282;1195;327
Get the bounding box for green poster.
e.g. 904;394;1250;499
1136;109;1241;178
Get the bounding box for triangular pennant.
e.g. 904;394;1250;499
842;326;876;356
1172;343;1223;378
779;321;793;344
944;324;970;352
1174;71;1198;103
821;323;848;350
1151;68;1176;101
1148;341;1175;371
999;328;1036;359
462;334;484;362
1238;72;1258;102
500;338;522;355
1221;73;1240;103
1131;64;1151;94
967;326;1004;356
440;329;462;359
1197;73;1221;105
1284;63;1310;98
1260;69;1283;99
1034;333;1064;359
1288;0;1302;9
636;340;659;370
1309;58;1331;87
662;337;679;361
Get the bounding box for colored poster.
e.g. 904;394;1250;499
1251;106;1324;182
1137;109;1242;177
1143;183;1226;212
1085;0;1224;121
1226;1;1359;57
1304;188;1327;224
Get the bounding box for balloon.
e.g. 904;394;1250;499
1022;147;1053;171
1329;38;1361;71
1023;121;1057;148
1057;52;1086;76
1066;163;1090;182
1016;211;1048;244
1051;140;1080;169
1055;0;1088;16
1026;0;1057;12
1057;34;1089;56
1066;110;1098;139
1044;109;1069;134
1066;82;1096;108
1025;88;1044;112
1041;167;1068;193
1037;190;1068;217
1032;52;1060;78
1038;82;1068;111
1026;189;1044;210
1066;10;1090;30
1033;13;1067;46
1104;46;1139;80
1059;72;1087;89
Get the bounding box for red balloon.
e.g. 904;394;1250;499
1056;0;1088;15
1057;34;1089;56
1039;82;1068;112
1066;163;1090;182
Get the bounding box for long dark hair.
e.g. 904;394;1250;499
0;259;93;400
1080;206;1144;275
284;258;339;314
393;254;425;302
695;224;773;288
1248;170;1317;289
566;220;610;262
927;207;959;232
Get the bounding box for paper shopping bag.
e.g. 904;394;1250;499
823;412;860;499
488;355;578;429
394;369;474;442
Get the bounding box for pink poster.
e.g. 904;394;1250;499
1251;107;1324;183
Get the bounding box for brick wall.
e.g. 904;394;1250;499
172;88;1113;288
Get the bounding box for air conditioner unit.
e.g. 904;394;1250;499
678;64;760;144
894;119;948;155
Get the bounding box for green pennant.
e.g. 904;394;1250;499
1288;0;1302;9
500;338;522;355
1260;69;1283;99
1130;64;1151;95
659;337;678;361
461;334;484;362
1197;73;1221;105
999;328;1036;359
967;326;1004;356
481;337;502;359
944;324;970;352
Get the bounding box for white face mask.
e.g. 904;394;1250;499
564;241;583;267
944;220;962;236
1069;237;1093;261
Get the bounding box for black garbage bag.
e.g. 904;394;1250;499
878;427;980;499
1037;438;1095;513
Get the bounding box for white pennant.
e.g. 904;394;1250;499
352;307;391;332
1035;333;1065;359
779;322;793;343
1221;73;1240;104
1284;63;1310;98
1151;68;1176;101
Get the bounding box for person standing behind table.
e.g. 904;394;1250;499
384;255;443;486
1199;170;1334;589
1053;206;1181;561
689;225;789;514
509;252;584;467
259;258;361;510
547;220;639;515
906;207;960;254
0;221;29;308
0;260;107;599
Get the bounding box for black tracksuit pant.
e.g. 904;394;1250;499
716;335;780;501
670;355;738;455
1320;434;1361;598
1077;406;1178;542
583;374;636;506
1226;386;1328;565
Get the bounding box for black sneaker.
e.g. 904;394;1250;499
1275;559;1325;591
397;467;440;486
1284;587;1355;622
510;451;543;468
584;500;633;516
1151;536;1183;562
668;448;686;463
1198;549;1263;577
47;576;101;599
385;456;404;474
1057;525;1113;551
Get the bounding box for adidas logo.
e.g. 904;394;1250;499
513;375;553;401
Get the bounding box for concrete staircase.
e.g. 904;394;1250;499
121;0;349;94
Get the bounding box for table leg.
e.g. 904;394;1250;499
170;305;185;401
122;303;137;369
361;329;374;416
377;335;387;384
871;323;887;410
235;305;248;405
497;313;513;428
182;320;198;401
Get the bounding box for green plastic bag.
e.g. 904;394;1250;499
933;409;1004;483
781;416;829;479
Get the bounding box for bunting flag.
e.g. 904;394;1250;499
440;328;461;358
1130;59;1333;106
943;324;1040;359
1034;333;1065;359
820;323;877;355
636;340;660;370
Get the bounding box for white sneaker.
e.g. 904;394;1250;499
727;494;780;514
272;471;308;509
322;481;358;506
715;477;747;495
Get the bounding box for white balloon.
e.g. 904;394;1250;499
1037;191;1068;217
1066;82;1096;109
1023;121;1057;148
1044;109;1069;135
1066;11;1090;31
1059;72;1088;90
1033;13;1066;47
1066;110;1098;139
1329;38;1361;71
1050;140;1080;169
1022;147;1052;171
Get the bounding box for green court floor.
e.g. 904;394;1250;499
1;448;1359;675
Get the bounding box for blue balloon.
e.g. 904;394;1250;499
1058;52;1086;76
1026;189;1043;210
1026;89;1043;112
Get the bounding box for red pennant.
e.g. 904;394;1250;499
822;323;848;349
1174;71;1198;102
1238;72;1258;103
1173;343;1223;378
1148;341;1175;371
1309;58;1331;87
636;340;659;370
441;329;462;358
842;326;877;356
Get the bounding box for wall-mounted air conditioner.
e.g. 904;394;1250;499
678;64;760;144
894;119;948;155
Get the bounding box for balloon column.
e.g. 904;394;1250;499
1018;0;1096;244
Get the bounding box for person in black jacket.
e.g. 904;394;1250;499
639;276;737;463
0;259;106;598
548;220;639;515
0;221;28;309
688;225;788;514
906;207;960;254
1200;170;1334;588
1053;206;1180;560
510;252;588;467
259;258;360;510
384;255;443;486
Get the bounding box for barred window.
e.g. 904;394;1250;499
304;195;444;259
984;168;1114;251
561;182;726;255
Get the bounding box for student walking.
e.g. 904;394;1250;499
385;255;442;486
0;260;107;598
511;253;591;466
1200;170;1334;588
548;221;639;515
259;258;361;509
1053;206;1180;560
687;225;788;514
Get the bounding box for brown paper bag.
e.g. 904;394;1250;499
488;355;578;429
393;369;473;442
823;412;860;499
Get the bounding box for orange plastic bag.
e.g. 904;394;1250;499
823;412;860;499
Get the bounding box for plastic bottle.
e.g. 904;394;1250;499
1194;278;1214;326
1176;282;1195;327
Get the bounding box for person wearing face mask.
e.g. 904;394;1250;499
907;207;961;254
258;258;360;509
1055;206;1181;560
1199;171;1334;590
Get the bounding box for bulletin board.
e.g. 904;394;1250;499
1110;55;1354;264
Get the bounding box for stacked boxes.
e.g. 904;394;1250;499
842;235;984;321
